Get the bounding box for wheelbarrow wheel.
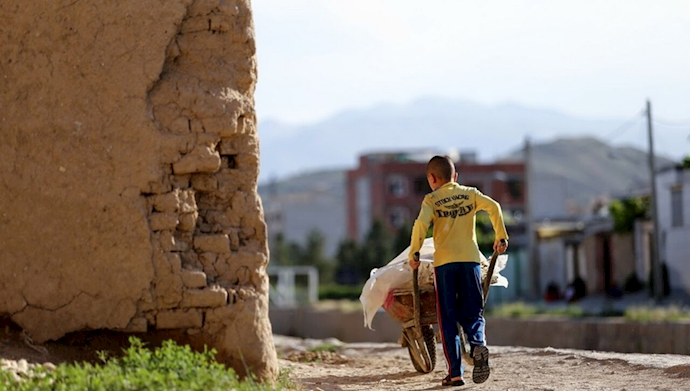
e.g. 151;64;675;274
405;325;436;373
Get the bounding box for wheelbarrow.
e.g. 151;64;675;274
382;240;506;373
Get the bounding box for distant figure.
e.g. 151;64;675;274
545;282;561;302
408;156;508;386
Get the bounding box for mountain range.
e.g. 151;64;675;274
257;97;680;182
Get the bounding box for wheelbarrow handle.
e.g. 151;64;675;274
482;239;507;305
412;252;422;338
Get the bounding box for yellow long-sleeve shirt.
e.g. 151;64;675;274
409;181;509;267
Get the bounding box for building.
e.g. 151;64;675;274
346;150;527;241
656;164;690;293
260;170;347;257
532;217;638;299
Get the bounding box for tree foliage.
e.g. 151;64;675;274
475;212;496;253
270;230;334;283
609;197;649;233
392;221;413;256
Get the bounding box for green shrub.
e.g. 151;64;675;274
624;305;690;322
488;302;539;318
0;337;291;391
308;344;339;353
319;284;363;301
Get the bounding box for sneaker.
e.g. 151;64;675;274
472;345;490;384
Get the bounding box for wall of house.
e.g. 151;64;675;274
656;168;690;293
0;0;277;380
612;234;636;288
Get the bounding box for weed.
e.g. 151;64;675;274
0;337;289;391
308;344;339;353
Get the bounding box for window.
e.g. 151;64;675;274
387;175;408;197
413;176;430;195
671;188;684;227
507;179;523;200
388;207;409;229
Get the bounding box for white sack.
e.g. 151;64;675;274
359;237;508;329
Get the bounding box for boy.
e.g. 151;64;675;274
409;155;508;386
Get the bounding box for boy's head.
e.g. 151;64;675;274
426;155;457;190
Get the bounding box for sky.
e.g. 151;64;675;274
252;0;690;134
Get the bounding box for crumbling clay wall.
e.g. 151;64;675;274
0;0;277;380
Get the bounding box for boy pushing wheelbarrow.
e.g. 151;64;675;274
408;155;509;387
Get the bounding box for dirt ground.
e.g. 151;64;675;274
2;316;690;391
275;336;690;391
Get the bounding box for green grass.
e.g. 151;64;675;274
488;301;690;321
487;302;540;318
307;344;339;353
624;305;690;322
0;337;294;391
318;284;364;301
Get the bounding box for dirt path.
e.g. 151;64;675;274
275;336;690;391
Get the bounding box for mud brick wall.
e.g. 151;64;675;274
0;0;276;380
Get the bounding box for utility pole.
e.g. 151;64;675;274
525;136;539;298
646;99;663;302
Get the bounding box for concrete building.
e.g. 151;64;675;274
346;150;526;241
260;170;347;257
656;164;690;293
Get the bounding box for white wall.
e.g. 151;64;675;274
655;168;690;292
538;238;567;293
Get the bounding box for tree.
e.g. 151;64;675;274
302;229;334;284
271;233;296;266
392;221;413;256
683;155;690;170
335;239;361;285
475;212;496;254
609;197;649;233
359;220;394;281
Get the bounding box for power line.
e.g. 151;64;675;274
603;110;645;141
654;116;690;127
653;119;690;128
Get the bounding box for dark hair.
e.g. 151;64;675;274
427;155;455;181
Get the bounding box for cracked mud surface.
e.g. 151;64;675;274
0;0;276;379
275;336;690;391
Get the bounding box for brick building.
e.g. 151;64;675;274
346;151;526;240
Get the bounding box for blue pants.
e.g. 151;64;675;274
434;262;486;378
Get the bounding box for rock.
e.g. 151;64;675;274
173;145;221;175
194;234;231;253
178;190;197;214
159;230;176;252
43;362;56;371
191;174;218;192
181;269;207;288
119;317;148;333
219;139;237;155
181;286;228;308
16;359;28;374
153;191;180;213
149;213;179;231
178;212;199;231
156;310;203;329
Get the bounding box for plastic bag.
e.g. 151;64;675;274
359;237;508;329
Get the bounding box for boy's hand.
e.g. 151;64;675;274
409;258;420;270
494;239;508;254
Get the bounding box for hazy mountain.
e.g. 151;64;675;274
258;137;676;242
501;137;674;216
258;97;671;182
